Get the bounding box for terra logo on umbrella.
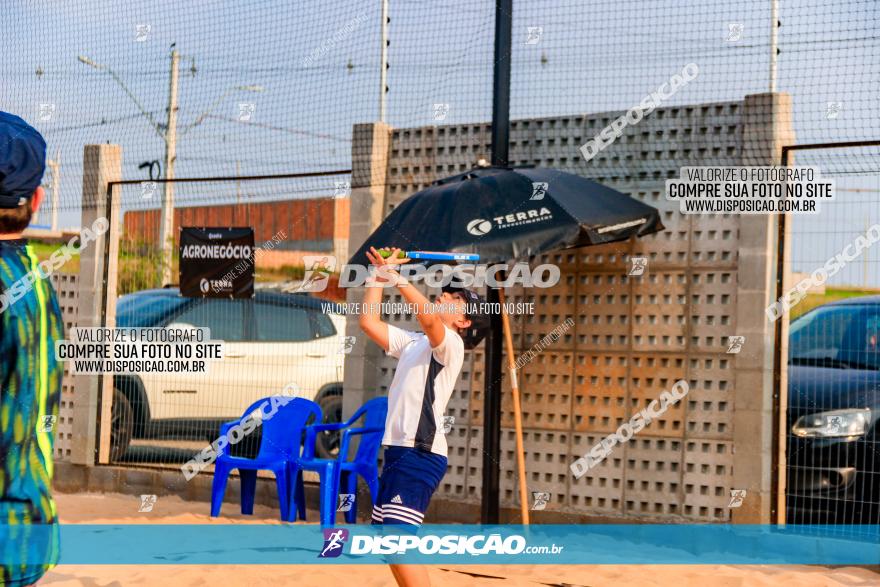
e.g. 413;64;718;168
465;207;554;236
466;218;493;236
349;166;663;266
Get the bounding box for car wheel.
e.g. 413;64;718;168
110;388;134;462
316;392;343;460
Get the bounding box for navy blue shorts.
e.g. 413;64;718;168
371;446;447;526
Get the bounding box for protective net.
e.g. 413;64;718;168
3;0;877;526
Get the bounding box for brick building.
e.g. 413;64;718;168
122;197;350;268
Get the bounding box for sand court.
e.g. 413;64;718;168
39;492;879;587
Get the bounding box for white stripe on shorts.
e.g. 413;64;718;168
382;504;424;521
370;504;424;526
380;505;423;525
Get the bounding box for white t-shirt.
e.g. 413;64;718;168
383;324;465;457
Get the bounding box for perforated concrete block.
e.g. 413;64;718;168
349;94;783;522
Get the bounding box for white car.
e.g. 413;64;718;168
111;288;346;461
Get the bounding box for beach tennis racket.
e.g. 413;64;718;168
379;249;480;262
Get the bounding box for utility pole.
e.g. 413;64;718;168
37;152;61;230
379;0;389;122
865;218;870;288
48;151;59;231
769;0;779;92
159;46;180;286
78;51;262;286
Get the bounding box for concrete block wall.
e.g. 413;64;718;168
71;144;122;466
347;93;792;522
50;272;78;462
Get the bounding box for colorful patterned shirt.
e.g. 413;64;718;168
0;239;64;586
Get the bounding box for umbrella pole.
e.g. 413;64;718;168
498;288;530;524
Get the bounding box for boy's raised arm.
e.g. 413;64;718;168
394;275;445;348
358;269;390;352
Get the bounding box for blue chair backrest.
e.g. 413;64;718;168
351;396;387;464
239;396;322;459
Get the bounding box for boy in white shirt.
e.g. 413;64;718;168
358;247;487;587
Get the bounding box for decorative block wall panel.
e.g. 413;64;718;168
359;99;764;521
50;272;78;462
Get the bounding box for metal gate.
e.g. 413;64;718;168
94;171;351;474
776;141;880;525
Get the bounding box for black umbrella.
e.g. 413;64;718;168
349;166;664;266
348;166;664;522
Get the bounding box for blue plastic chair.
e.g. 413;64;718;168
210;397;321;522
294;396;387;525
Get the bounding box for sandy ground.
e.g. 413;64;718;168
38;492;879;587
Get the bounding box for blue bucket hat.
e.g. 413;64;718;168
0;111;47;208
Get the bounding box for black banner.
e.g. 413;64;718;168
179;227;255;298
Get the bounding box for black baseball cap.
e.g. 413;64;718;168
0;112;46;208
442;285;490;349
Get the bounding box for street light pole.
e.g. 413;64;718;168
379;0;389;122
48;152;60;232
78;51;262;286
769;0;779;92
159;47;180;286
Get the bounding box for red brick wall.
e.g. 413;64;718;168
123;198;349;247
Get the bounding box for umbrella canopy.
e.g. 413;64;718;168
349;166;664;265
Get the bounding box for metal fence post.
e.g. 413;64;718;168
342;122;393;420
71;144;122;465
734;92;795;523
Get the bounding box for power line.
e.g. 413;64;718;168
198;114;350;142
40;112;163;135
